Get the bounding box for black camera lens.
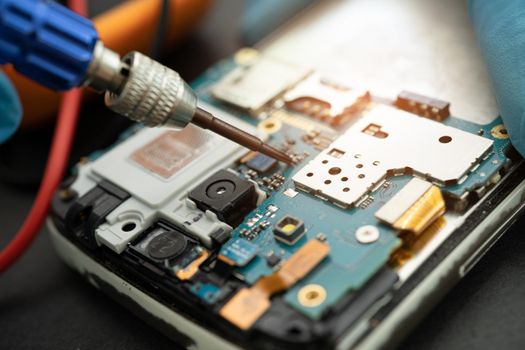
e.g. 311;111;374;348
189;169;259;226
206;180;236;199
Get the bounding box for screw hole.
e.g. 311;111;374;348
121;222;136;232
72;206;93;229
77;206;92;223
307;172;314;177
343;187;350;192
324;180;332;185
288;326;303;336
356;164;363;168
439;135;452;143
305;290;319;300
358;174;365;179
328;167;341;175
341;176;348;182
322;160;328;164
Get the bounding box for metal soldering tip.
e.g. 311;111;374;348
259;144;293;164
191;108;293;164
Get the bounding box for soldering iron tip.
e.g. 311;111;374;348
260;144;293;164
191;107;293;165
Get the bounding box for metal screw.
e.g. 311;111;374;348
297;284;327;307
355;225;380;244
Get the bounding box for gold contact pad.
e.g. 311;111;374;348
219;239;330;329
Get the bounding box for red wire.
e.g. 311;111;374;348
0;0;87;273
68;0;88;16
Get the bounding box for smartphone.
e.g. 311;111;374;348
48;1;525;349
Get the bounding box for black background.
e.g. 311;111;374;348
1;1;524;349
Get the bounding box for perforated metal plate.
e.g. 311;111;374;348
293;105;493;207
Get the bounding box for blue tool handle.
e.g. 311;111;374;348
0;0;98;90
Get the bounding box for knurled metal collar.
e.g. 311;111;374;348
104;51;196;128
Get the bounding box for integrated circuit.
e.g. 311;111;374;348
219;238;258;267
241;151;278;173
395;90;450;121
265;252;282;267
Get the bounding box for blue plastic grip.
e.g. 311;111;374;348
0;0;98;90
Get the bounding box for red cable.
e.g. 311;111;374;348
68;0;88;16
0;0;87;273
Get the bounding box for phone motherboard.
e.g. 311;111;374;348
51;48;514;348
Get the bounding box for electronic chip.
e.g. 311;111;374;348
283;74;370;126
395;90;450;121
283;188;298;198
273;215;305;245
265;253;282;267
219;238;258;267
243;152;278;173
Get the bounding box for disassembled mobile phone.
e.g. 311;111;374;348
48;1;525;349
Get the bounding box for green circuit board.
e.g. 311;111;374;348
65;49;515;338
185;54;512;321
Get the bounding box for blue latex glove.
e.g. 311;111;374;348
469;0;525;157
0;70;21;144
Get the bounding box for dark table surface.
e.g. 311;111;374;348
1;1;524;349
